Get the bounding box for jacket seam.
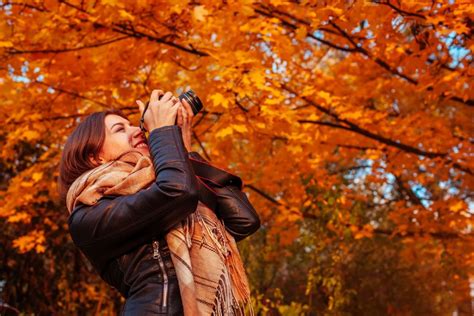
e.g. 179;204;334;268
171;126;185;161
115;257;132;289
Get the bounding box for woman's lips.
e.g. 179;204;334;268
133;140;148;148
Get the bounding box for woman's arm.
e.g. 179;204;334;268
188;151;261;241
68;125;199;273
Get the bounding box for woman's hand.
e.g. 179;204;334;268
136;89;180;131
176;99;194;152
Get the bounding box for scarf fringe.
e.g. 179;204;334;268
193;209;253;314
210;272;254;316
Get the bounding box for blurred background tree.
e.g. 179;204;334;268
0;0;472;314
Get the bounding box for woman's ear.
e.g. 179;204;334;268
89;154;104;165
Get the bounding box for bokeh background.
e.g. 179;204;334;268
0;0;473;315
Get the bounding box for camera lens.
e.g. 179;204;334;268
178;89;203;116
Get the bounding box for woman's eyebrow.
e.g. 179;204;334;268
110;122;127;130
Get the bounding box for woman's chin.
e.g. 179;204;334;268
134;146;150;156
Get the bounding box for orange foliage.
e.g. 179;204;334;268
0;0;472;314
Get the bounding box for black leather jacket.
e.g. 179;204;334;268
68;125;260;315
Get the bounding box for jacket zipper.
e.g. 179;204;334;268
152;240;168;308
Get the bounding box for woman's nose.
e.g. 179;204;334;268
130;125;144;139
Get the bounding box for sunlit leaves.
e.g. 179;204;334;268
1;0;473;313
12;229;46;254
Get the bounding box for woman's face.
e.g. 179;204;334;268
95;114;150;163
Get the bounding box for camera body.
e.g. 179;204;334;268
140;89;203;132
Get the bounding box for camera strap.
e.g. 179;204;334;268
139;101;150;133
189;157;243;190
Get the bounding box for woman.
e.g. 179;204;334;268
58;89;260;315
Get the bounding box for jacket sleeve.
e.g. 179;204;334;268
68;125;199;273
188;151;261;241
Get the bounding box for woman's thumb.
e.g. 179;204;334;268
136;100;144;113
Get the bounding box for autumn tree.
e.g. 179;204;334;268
0;0;472;314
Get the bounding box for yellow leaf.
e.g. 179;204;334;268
366;149;381;160
35;245;46;253
215;126;234;139
118;9;135;21
426;16;445;25
265;98;283;105
194;5;209;22
171;5;185;14
32;172;43;182
210;93;229;109
287;211;302;222
0;41;13;48
102;0;122;7
328;6;343;15
249;70;266;89
449;201;465;213
301;86;316;97
7;212;31;223
215;124;248;139
240;4;254;16
232;124;248;133
288;145;303;154
21;181;34;188
23;130;40;141
317;91;333;104
12;230;46;254
343;111;363;120
337;196;346;204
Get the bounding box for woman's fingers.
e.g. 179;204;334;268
171;96;179;105
160;91;173;102
139;89;186;129
179;100;192;128
136;100;145;115
177;106;183;126
181;105;188;125
150;89;164;103
181;99;194;118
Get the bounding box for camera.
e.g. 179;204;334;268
177;89;203;116
140;89;203;132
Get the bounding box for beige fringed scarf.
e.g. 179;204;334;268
66;151;253;315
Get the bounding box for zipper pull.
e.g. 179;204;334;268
152;240;160;259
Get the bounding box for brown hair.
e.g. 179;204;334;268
58;109;128;204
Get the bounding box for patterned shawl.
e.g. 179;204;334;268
66;151;253;315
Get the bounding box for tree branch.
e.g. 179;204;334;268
110;23;209;57
7;36;131;55
253;3;474;107
285;83;448;159
246;184;283;206
374;0;427;20
253;6;358;52
1;1;47;12
57;0;209;57
33;81;111;108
